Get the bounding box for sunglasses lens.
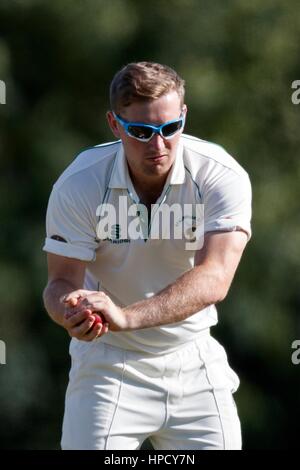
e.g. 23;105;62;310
127;125;153;140
162;119;183;137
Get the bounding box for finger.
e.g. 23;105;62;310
100;322;110;336
60;293;80;304
80;317;110;342
64;303;94;318
69;316;96;338
60;295;80;308
84;321;104;342
68;297;79;307
64;309;93;326
63;292;108;313
75;292;109;306
93;316;109;336
67;299;108;318
63;290;92;304
60;294;69;305
64;305;82;320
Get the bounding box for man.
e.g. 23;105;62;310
43;62;252;450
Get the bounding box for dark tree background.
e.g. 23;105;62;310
0;0;299;449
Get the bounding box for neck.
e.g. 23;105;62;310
129;170;168;205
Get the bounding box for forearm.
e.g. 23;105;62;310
43;279;80;326
61;232;246;333
124;264;227;330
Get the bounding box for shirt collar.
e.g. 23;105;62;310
108;139;186;189
168;140;185;185
108;144;128;189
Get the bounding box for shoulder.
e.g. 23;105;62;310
52;140;120;198
181;134;250;181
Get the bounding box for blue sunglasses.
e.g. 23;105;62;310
113;111;186;142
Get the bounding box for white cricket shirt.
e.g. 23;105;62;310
43;134;252;354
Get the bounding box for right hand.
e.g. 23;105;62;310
60;295;109;341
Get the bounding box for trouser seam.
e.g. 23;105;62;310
161;356;169;430
196;342;226;450
104;349;127;450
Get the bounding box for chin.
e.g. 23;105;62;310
144;164;170;178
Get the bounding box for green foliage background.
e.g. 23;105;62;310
0;0;299;449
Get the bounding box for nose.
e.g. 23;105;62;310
149;132;165;150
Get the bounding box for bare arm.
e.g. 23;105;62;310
43;253;108;340
124;230;248;329
66;230;248;331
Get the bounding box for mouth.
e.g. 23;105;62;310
147;155;167;163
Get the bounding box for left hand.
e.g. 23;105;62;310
62;289;129;332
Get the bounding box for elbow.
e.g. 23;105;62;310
43;279;57;313
209;273;231;305
42;283;51;313
213;286;229;305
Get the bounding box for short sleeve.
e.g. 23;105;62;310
43;186;98;261
203;168;252;240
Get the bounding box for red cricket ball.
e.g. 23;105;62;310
92;313;106;330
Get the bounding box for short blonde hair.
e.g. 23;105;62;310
110;62;185;113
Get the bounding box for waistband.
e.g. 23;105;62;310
100;328;211;360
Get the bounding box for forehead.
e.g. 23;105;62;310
121;91;182;123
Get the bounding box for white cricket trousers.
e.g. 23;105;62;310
61;331;242;450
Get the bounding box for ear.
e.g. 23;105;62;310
106;111;121;138
182;104;187;116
